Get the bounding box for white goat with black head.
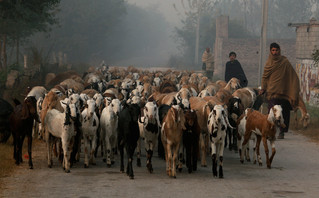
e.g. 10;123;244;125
81;98;99;168
44;98;77;173
137;101;161;173
207;104;233;178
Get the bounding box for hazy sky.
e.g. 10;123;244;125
128;0;182;26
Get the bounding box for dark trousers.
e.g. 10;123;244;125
205;71;214;81
268;98;292;135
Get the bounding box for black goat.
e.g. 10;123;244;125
118;103;141;179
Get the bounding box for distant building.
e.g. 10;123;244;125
213;15;295;87
289;18;319;107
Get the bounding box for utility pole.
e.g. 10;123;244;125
258;0;268;86
194;0;202;66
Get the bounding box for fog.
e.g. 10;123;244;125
25;0;319;69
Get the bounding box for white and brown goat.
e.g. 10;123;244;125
237;105;286;169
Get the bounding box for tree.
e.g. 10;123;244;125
0;0;60;71
173;0;252;67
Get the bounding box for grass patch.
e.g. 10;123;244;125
0;137;15;179
0;136;15;192
292;104;319;144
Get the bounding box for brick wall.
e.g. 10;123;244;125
214;38;296;87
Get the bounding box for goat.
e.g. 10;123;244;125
293;95;310;129
100;98;121;167
161;105;186;178
81;99;99;168
44;98;77;173
9;96;40;169
183;109;200;173
118;103;141;179
137;101;161;173
207;105;232;178
237;105;286;169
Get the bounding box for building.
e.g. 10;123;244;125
289;18;319;107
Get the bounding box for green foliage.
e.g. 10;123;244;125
173;12;252;66
306;103;319;122
0;0;60;39
312;46;319;67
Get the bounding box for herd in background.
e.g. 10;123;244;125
8;64;311;179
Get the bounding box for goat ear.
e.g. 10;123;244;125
21;101;30;119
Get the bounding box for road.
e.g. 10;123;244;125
1;131;319;198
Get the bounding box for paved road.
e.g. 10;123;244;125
1;131;319;198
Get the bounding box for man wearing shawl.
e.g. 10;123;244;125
202;47;214;80
259;42;300;139
225;51;248;87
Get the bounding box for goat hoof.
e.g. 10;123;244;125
84;164;89;168
129;175;134;179
259;163;262;166
253;160;257;164
240;160;244;164
65;170;70;173
219;175;224;179
29;165;33;169
267;165;271;169
107;164;111;168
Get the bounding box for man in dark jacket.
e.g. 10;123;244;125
225;52;248;87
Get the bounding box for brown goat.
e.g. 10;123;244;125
161;105;186;178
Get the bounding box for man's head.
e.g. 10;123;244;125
229;51;236;62
206;47;210;53
270;42;281;56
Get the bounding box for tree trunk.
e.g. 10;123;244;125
0;36;2;70
16;35;19;65
1;34;7;71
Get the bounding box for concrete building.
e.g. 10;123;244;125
213;16;295;87
289;18;319;107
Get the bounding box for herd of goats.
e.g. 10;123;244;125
7;65;310;179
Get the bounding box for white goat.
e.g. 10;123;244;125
81;99;99;168
44;98;77;173
137;101;161;173
100;98;122;167
207;104;232;178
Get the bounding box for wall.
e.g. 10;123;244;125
214;38;295;87
296;59;319;107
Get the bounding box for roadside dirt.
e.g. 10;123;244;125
1;129;319;198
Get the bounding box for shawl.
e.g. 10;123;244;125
202;51;214;71
261;54;300;107
202;51;214;63
225;60;248;87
